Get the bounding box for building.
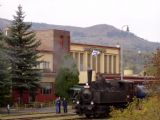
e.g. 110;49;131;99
35;29;70;102
13;29;70;103
70;43;120;83
12;29;120;103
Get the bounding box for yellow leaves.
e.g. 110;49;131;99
110;96;160;120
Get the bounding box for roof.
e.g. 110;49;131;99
70;85;84;91
71;42;120;50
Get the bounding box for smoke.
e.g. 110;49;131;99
53;35;78;75
62;54;78;75
55;47;78;75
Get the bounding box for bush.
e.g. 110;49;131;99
0;96;13;107
110;96;160;120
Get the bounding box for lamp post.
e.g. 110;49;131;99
137;50;142;76
122;25;129;32
118;25;129;80
138;50;142;67
116;43;123;80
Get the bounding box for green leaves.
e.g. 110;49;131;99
152;49;160;79
55;54;79;100
144;48;160;77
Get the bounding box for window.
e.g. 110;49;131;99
87;53;91;69
80;53;84;71
92;56;96;71
97;54;100;72
41;83;52;95
113;55;117;74
42;61;50;69
104;55;107;73
75;52;79;69
109;55;112;74
41;61;50;72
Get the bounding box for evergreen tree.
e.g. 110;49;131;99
55;54;79;100
6;5;41;104
0;30;11;105
152;48;160;79
144;48;160;77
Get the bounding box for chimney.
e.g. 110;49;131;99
87;69;92;85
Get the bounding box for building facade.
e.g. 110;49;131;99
12;29;120;103
70;43;120;83
35;29;70;102
12;29;70;103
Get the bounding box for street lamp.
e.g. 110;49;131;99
138;50;141;54
122;25;129;32
116;43;123;80
118;25;130;80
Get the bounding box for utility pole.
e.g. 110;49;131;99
120;25;129;80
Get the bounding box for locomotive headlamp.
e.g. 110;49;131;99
91;101;94;105
76;101;80;104
84;83;90;88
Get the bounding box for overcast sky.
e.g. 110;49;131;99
0;0;159;42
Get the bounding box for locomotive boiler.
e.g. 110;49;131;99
74;69;147;118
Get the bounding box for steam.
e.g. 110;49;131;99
53;37;78;75
62;55;78;75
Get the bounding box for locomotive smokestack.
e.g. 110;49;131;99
87;69;92;85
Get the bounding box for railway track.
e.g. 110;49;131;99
0;112;86;120
0;111;109;120
0;113;110;120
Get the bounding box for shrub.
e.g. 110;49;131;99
110;96;160;120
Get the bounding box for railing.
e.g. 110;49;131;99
13;101;55;110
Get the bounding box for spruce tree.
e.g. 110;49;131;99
6;5;41;104
0;30;11;105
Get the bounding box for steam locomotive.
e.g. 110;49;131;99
74;69;147;118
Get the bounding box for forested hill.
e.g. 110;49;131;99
0;18;159;52
0;17;159;72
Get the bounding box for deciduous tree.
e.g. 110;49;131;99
55;54;79;100
152;48;160;79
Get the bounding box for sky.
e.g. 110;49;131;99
0;0;159;42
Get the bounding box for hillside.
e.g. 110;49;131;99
29;23;160;53
0;18;159;73
0;18;159;52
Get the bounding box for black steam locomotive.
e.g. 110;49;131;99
74;69;147;118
